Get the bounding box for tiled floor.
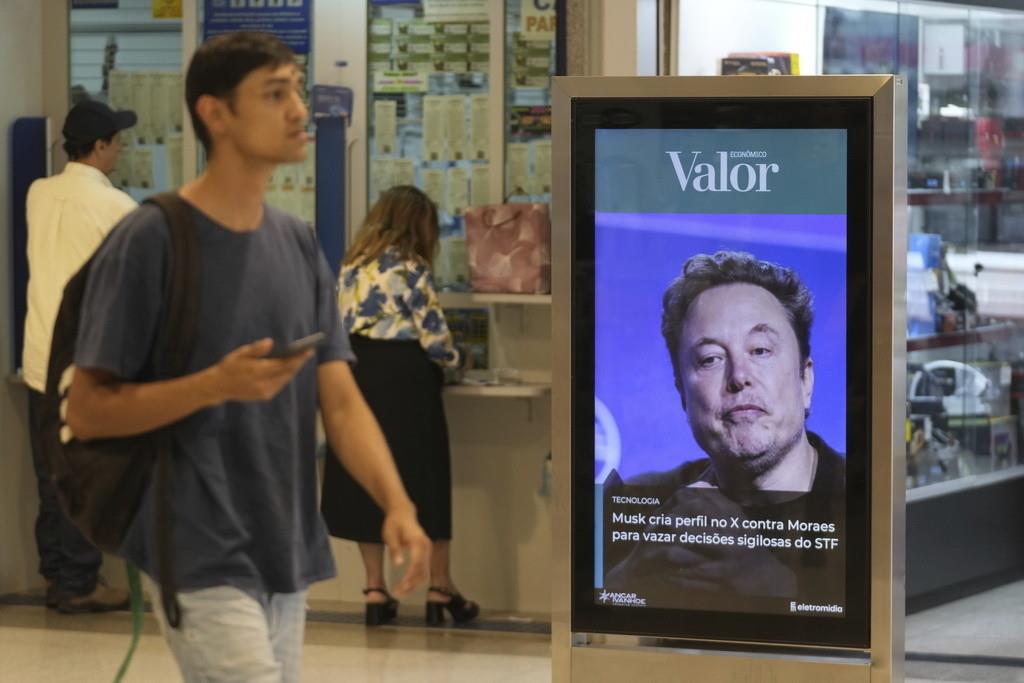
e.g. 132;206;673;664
0;602;551;683
5;582;1024;682
905;579;1024;682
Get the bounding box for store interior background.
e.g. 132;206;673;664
2;0;1024;678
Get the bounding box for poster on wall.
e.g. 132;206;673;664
521;0;556;42
423;0;488;23
203;0;311;55
152;0;181;19
573;95;874;648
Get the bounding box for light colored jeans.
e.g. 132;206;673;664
146;577;308;683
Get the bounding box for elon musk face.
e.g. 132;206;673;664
675;282;814;478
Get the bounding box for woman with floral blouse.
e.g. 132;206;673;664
321;185;479;627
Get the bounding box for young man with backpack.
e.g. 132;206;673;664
23;100;137;614
64;32;431;682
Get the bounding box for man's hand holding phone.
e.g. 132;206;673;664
206;333;325;404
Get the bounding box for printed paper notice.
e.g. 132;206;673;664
423;96;447;162
277;163;300;215
371;158;395;202
445;96;468;161
108;71;133;117
422;168;445;208
110;147;129;188
299;150;316;224
166;73;184;131
393;158;417;187
150;73;170;142
133;147;154;189
373;70;429;93
445;166;469;217
533;139;552;194
470;164;490;206
166;134;183;187
506;142;530;196
131;73;157;143
470;94;489;161
374;100;397;156
423;0;487;22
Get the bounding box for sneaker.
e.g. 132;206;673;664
57;582;130;614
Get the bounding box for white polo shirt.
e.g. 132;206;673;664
21;161;137;392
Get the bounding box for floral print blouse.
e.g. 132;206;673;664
339;247;460;368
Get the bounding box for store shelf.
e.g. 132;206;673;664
443;382;550;398
907;322;1017;352
907;464;1024;503
908;188;1024;206
471;293;551;305
439;292;552;307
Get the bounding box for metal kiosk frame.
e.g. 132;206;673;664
551;75;907;683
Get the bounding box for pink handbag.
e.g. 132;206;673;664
464;203;551;294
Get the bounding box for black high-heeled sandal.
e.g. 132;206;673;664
363;587;399;626
425;586;480;626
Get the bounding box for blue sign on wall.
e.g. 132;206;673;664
203;0;312;55
71;1;119;8
312;85;353;121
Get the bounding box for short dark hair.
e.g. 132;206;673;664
63;132;115;162
661;251;814;388
185;31;296;154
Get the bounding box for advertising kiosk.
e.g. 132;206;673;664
551;76;907;681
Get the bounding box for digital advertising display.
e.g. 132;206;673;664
571;98;874;648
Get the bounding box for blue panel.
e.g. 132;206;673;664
203;0;312;55
315;116;346;279
8;117;47;373
312;85;354;122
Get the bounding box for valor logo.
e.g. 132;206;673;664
666;150;780;193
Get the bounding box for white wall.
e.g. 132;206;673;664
0;0;45;596
600;0;638;76
677;0;819;76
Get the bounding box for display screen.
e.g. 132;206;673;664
572;99;872;648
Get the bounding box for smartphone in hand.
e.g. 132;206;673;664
267;332;326;359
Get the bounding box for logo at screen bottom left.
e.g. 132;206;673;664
596;590;648;607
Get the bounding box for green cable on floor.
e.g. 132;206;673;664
113;562;144;683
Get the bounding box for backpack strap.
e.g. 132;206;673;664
142;193;201;630
149;193;201;377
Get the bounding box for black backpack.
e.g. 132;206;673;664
40;192;199;628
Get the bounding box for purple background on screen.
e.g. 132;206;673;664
595;212;847;481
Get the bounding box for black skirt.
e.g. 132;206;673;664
321;335;452;542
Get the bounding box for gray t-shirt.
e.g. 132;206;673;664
74;201;354;594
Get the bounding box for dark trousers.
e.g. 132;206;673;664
28;389;100;598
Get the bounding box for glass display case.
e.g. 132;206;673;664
676;0;1024;496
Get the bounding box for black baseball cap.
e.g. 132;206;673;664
62;100;137;145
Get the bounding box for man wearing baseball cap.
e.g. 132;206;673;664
22;99;137;613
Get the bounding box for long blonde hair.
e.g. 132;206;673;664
344;185;439;267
